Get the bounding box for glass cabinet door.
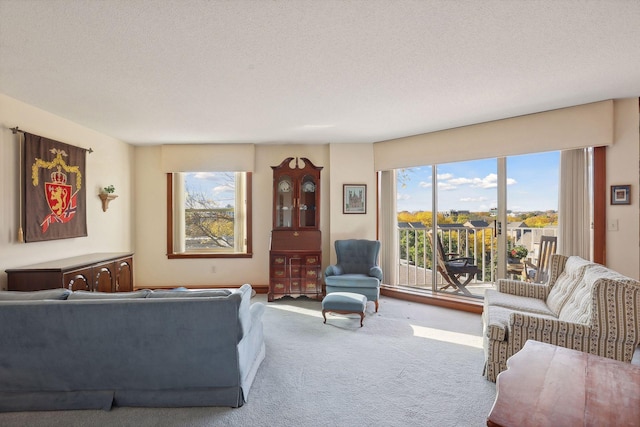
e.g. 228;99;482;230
299;175;317;228
276;176;293;228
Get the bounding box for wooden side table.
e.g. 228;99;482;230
487;340;640;427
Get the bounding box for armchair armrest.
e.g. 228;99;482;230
369;266;383;281
325;264;343;277
496;279;549;299
509;312;591;354
447;256;475;266
591;280;640;343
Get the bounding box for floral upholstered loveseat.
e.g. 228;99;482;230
483;254;640;382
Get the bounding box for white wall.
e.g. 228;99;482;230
327;143;378;264
606;99;640;279
0;94;135;290
134;144;349;288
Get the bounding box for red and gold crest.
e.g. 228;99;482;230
45;168;72;217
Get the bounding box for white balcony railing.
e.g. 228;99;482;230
397;223;557;297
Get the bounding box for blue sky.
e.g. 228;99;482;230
184;172;236;208
396;152;560;213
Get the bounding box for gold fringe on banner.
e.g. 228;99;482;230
17;131;24;243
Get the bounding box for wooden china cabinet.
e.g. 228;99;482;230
269;157;323;302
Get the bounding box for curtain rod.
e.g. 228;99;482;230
10;126;93;153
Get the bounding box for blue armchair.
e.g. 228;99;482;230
324;239;382;312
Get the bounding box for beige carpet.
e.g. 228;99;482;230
0;294;496;426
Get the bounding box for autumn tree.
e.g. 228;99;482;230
184;180;235;249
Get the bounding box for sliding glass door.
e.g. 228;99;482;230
394;151;560;299
504;152;560;282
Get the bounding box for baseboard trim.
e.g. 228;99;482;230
380;285;483;314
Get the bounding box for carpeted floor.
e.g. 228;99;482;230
0;295;496;427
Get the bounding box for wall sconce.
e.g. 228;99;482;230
99;185;117;212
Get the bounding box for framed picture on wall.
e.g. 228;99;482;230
343;184;366;214
610;185;631;205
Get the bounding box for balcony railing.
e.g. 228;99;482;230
397;222;557;297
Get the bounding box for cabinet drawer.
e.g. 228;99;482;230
290;279;301;293
94;262;115;293
305;255;319;265
63;267;93;291
272;265;286;278
271;280;288;294
303;281;320;293
303;267;319;279
272;255;287;265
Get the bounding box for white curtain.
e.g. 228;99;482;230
558;148;591;258
379;170;398;285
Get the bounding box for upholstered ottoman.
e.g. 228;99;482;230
321;292;367;327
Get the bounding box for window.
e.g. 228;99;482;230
167;172;252;258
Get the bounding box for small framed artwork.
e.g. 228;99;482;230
610;185;631;205
343;184;367;214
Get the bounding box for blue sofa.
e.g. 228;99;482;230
0;284;265;411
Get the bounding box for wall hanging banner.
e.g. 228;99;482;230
24;133;87;242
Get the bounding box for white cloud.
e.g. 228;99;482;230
473;173;498;189
448;177;475;185
437;173;454;180
438;182;457;191
418;181;432;188
193;172;218;180
460;197;489;202
397;193;411;201
441;173;518;190
213;185;233;194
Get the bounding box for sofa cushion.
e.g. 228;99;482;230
546;256;591;315
68;290;151;300
147;289;232;298
484;289;556;316
0;288;71;300
324;274;380;288
558;263;638;325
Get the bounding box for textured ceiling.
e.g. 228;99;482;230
1;0;639;145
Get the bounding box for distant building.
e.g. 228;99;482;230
465;220;489;228
489;208;512;217
438;223;466;230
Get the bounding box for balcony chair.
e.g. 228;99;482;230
428;231;481;297
324;239;382;312
524;235;557;284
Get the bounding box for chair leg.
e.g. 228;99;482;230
451;275;474;297
374;300;379;312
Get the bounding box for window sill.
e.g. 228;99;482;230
167;252;253;259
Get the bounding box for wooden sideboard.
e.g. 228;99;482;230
6;252;134;292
